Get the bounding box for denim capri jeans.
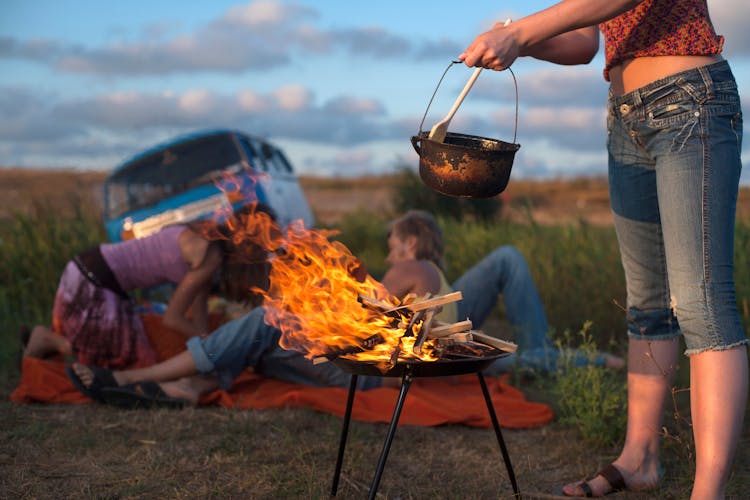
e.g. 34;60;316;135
607;59;748;354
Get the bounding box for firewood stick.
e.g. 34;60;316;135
357;295;393;311
412;308;436;355
384;291;463;314
462;331;518;352
312;333;385;364
428;320;473;339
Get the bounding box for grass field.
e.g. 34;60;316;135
1;167;749;499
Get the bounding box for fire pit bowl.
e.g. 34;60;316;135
332;350;510;378
411;131;519;198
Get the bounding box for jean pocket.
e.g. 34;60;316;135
647;99;697;129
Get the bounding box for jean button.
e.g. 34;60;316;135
619;104;631;115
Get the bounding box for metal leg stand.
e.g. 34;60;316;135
330;374;358;496
368;370;413;500
477;371;520;498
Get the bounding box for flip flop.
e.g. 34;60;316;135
101;381;188;409
65;365;118;403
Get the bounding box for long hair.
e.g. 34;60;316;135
189;202;279;306
389;210;445;270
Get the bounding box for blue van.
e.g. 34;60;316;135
103;129;315;242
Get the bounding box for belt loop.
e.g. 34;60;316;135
632;90;645;121
698;65;714;100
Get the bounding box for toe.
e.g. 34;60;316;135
72;363;94;387
561;482;586;497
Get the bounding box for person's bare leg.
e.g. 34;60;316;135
24;326;72;359
72;350;199;387
690;345;748;500
160;375;220;405
563;337;679;496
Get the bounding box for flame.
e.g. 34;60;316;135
210;171;440;369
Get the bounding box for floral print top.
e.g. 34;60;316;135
599;0;723;81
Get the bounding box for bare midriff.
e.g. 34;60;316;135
608;54;723;96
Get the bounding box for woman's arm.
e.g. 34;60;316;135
163;233;222;338
460;0;644;70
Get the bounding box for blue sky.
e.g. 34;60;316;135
1;0;748;180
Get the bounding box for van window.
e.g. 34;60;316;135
260;141;294;175
238;137;268;172
105;134;242;219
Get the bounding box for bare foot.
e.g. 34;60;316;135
159;375;218;405
24;326;72;359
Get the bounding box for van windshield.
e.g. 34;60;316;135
104;133;243;219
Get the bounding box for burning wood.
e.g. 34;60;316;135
411;308;437;355
312;333;385;364
436;331;518;353
429;320;474;338
310;290;516;367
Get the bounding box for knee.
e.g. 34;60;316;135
489;245;526;268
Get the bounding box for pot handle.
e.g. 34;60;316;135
410;135;421;155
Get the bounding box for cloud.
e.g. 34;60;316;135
708;0;750;58
0;0;455;77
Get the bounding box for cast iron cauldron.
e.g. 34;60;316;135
411;62;520;198
411;131;519;198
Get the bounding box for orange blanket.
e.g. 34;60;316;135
11;315;554;429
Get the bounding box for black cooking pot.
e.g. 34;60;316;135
411;131;519;198
411;62;520;199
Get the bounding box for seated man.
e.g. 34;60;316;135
68;210;622;406
383;210;624;374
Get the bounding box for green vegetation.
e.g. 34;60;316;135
0;195;105;381
4;188;750;467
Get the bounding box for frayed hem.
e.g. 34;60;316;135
627;332;681;342
685;339;749;356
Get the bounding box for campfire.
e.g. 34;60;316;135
225;206;516;373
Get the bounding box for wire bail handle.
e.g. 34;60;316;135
417;61;519;146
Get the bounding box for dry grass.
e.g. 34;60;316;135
2;377;748;499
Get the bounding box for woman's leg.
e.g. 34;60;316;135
690;346;748;499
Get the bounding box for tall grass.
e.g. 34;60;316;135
0;195;105;379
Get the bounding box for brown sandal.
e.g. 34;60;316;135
575;463;627;497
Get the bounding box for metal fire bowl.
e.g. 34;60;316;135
332;351;510;378
411;131;520;199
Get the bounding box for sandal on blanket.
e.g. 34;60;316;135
566;463;627;497
65;365;118;403
101;381;187;409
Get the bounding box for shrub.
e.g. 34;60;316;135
390;167;502;222
552;322;628;448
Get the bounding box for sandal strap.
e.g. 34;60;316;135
597;463;626;492
579;481;594;497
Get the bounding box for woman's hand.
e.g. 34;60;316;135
459;20;519;71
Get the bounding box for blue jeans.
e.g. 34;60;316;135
608;59;748;354
453;245;609;372
187;308;383;390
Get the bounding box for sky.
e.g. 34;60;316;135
1;0;748;181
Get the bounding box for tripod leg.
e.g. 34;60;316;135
478;371;520;497
369;371;413;500
331;374;358;496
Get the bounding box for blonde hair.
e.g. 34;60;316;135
389;210;445;270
